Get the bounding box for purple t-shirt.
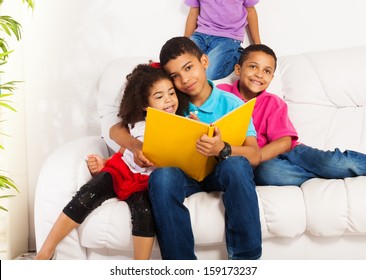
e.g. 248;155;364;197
217;80;299;149
185;0;259;41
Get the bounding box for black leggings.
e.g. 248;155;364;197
63;172;155;237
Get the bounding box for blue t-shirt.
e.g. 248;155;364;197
185;80;257;137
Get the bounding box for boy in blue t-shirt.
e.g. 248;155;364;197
111;37;262;260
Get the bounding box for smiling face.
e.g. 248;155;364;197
163;52;211;106
235;51;276;100
147;78;179;114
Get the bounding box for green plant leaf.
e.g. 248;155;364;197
0;130;11;137
0;38;9;50
0;16;22;40
0;42;13;63
0;194;15;199
0;101;16;112
0;175;19;192
24;0;35;10
0;93;15;97
0;81;21;93
0;205;9;212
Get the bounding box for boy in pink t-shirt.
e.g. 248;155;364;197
218;44;366;186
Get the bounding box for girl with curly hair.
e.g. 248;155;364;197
35;62;188;260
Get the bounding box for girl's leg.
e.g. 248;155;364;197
35;172;116;260
34;213;78;260
132;236;155;260
125;191;156;260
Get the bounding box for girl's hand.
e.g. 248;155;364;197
188;111;200;121
132;141;153;168
196;127;225;157
87;154;106;176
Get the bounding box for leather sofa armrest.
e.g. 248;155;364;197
34;136;109;259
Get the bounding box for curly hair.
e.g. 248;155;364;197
159;36;203;67
118;62;189;128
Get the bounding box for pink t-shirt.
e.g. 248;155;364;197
217;80;299;149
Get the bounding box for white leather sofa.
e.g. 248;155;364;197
34;46;366;260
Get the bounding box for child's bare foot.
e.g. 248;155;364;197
33;250;55;260
87;154;106;176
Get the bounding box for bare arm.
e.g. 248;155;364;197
196;127;261;167
110;122;138;150
259;136;292;163
231;136;261;166
246;6;261;44
184;7;199;37
109;122;152;167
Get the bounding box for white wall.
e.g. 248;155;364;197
10;0;366;251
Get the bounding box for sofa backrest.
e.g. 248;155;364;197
278;46;366;153
97;57;150;153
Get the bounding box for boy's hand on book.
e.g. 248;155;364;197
196;127;225;157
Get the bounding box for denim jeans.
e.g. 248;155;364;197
254;144;366;186
148;156;262;260
190;32;242;80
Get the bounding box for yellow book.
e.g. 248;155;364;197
142;98;256;181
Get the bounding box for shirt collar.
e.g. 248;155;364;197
188;80;219;114
233;79;266;102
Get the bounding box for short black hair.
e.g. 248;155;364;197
238;44;277;71
159;36;203;67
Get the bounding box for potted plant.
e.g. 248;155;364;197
0;0;34;211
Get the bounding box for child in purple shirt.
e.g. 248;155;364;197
218;44;366;186
184;0;261;80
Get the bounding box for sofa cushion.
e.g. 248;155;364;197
302;177;366;237
78;186;307;250
78;192;226;250
257;186;306;238
278;46;366;153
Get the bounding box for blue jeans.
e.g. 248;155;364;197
190;32;242;80
254;144;366;186
149;156;262;260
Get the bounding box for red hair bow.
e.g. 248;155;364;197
150;62;161;69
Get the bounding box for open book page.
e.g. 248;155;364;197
142;98;256;181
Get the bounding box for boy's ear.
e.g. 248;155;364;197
200;54;209;69
234;64;241;76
